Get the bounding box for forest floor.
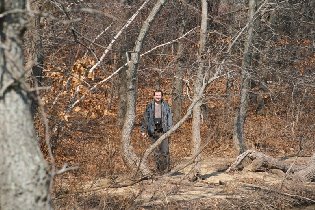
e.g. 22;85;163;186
44;101;315;209
40;68;315;209
52;155;315;209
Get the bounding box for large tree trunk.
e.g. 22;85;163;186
0;0;50;209
190;0;208;180
233;0;258;154
121;0;167;176
117;0;134;128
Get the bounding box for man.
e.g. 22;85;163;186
141;90;172;173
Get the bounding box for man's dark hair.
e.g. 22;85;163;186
153;90;163;96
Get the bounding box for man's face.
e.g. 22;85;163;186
153;92;162;103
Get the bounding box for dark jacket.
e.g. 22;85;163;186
141;100;172;136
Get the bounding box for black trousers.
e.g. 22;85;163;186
150;131;170;172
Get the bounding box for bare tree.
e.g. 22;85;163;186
190;0;208;180
121;0;167;175
117;0;135;127
172;20;185;123
0;0;50;209
233;0;259;154
171;3;186;124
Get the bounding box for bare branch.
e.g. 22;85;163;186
84;24;112;57
55;164;79;175
66;27;197;112
0;9;25;18
88;0;152;74
227;0;268;53
141;27;198;57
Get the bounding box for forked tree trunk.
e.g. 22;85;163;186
0;0;50;209
233;0;258;154
190;0;208;180
121;0;167;176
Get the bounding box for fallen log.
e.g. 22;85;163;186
227;150;315;182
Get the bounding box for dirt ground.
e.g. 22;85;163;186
45;106;315;209
52;156;315;210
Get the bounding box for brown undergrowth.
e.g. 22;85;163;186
34;57;315;209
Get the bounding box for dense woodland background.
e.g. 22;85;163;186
1;0;315;209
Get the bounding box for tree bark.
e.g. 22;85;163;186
117;69;130;127
0;0;50;209
117;1;134;128
190;0;208;180
121;0;167;176
117;67;128;127
233;0;258;154
172;15;185;124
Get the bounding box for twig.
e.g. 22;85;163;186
55;164;79;175
244;183;315;203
